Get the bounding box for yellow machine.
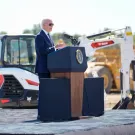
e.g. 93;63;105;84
84;39;134;93
63;32;135;94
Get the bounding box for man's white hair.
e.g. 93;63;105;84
40;19;52;29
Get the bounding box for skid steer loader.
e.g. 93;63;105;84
0;34;39;108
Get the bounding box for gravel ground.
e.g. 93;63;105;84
0;93;134;135
0;109;135;134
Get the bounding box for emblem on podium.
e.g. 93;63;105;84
76;49;83;64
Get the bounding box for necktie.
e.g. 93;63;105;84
47;33;51;39
47;33;54;46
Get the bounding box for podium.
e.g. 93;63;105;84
39;46;104;122
48;46;87;117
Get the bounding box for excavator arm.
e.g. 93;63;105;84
63;26;135;109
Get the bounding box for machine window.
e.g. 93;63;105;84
19;37;36;65
4;38;19;64
4;36;36;68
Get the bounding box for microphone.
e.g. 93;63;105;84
63;33;73;39
63;33;79;46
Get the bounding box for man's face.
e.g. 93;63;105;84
43;20;54;33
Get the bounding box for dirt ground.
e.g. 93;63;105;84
104;93;121;110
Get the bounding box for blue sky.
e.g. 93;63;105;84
0;0;135;35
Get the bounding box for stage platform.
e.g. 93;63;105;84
0;109;135;134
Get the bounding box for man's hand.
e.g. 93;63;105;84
55;43;66;49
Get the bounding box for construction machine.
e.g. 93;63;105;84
0;34;39;108
84;36;134;94
64;33;134;94
63;26;135;109
85;42;121;94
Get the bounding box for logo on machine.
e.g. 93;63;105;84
27;97;31;102
91;40;114;48
76;49;83;64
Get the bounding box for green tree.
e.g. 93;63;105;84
52;33;65;44
23;29;32;34
32;24;41;35
0;31;7;34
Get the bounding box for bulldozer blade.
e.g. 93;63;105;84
112;97;131;109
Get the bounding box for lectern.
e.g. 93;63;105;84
38;46;104;122
48;46;87;117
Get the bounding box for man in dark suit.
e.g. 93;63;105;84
35;19;55;78
35;18;65;120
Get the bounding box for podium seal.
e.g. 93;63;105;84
76;49;83;64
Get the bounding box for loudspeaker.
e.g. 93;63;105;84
39;78;71;121
82;78;104;116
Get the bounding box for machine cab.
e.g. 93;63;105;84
0;35;36;73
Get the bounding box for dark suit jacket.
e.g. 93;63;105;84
35;30;55;73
